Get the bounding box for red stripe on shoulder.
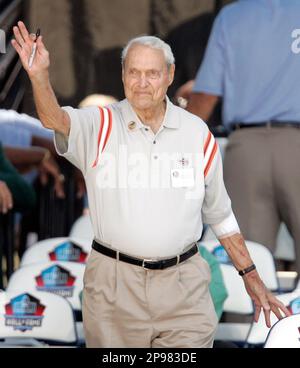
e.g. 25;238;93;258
102;107;112;153
204;131;212;156
204;141;218;178
92;106;105;168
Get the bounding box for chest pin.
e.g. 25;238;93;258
128;121;136;130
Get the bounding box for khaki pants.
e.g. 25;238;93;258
82;249;218;348
224;127;300;272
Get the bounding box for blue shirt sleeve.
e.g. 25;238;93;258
193;11;225;96
17;113;54;140
0;110;53;147
0;125;31;147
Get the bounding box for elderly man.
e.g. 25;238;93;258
12;21;289;348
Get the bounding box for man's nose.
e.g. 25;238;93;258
137;75;149;88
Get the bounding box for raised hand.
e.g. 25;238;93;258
11;21;70;136
11;21;49;79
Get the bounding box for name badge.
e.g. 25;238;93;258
171;168;195;188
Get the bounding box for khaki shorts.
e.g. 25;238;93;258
82;249;218;348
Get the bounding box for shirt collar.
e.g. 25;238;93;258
162;96;180;130
120;96;180;132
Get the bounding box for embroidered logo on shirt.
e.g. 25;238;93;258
178;158;189;167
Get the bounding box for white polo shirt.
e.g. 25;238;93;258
54;97;233;258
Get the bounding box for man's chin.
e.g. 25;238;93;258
131;99;153;110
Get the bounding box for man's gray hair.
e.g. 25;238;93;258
121;35;175;68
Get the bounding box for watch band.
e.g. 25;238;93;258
238;264;256;276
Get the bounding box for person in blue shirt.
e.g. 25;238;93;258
0;109;53;147
187;0;300;276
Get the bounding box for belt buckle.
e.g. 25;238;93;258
143;255;180;269
142;258;156;269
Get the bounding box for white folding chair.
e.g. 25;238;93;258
6;262;85;345
246;289;300;347
264;314;300;348
0;290;77;346
20;237;92;267
274;222;295;262
69;215;94;242
200;239;279;291
219;264;253;314
274;223;298;291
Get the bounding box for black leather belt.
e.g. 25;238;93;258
92;240;198;270
231;121;300;131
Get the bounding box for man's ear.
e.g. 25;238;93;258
168;64;175;86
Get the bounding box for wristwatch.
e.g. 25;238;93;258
238;264;256;276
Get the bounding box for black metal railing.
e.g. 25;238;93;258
37;165;84;241
0;211;15;289
18;164;84;257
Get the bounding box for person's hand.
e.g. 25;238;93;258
174;80;195;108
39;151;65;199
11;21;49;80
243;270;291;327
0;181;13;214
